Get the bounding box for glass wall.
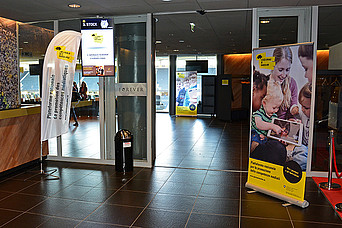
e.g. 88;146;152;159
312;6;342;172
176;55;217;105
156;56;169;112
19;22;54;104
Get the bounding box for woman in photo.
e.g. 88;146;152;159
270;47;298;120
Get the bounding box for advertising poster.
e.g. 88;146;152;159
176;71;198;116
81;18;114;76
0;18;20;110
41;31;81;141
246;43;315;207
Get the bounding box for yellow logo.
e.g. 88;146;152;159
54;46;75;63
92;33;103;43
256;52;275;70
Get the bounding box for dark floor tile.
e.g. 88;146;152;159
19;181;66;196
148;193;196;212
95;177;131;190
133;169;173;182
288;203;342;224
186;213;239;228
193;197;239;215
0;193;47;211
39;217;81;228
133;208;189;228
28;198;75;216
303;190;331;206
54;200;101;220
106;190;155;207
0;179;36;193
2;212;50;228
79;188;117;203
159;181;202;196
203;171;241;186
293;220;342;228
199;184;240;199
0;209;22;226
53;185;93;200
0;191;12;201
240;216;293;228
86;204;143;226
167;171;206;184
73;175;104;187
121;179;164;193
78;221;128;227
241;200;289;220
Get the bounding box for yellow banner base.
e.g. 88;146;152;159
245;182;309;208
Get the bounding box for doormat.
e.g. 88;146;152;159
312;177;342;219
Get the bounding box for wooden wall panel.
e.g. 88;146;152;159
0;113;48;172
223;54;252;76
223;51;329;76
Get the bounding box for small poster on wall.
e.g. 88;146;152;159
81;18;114;77
176;71;198;116
0;18;20;110
246;42;315;208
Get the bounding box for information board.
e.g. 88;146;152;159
81;18;114;77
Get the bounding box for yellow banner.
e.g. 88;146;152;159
256;52;276;70
176;105;197;116
247;158;306;201
54;46;75;63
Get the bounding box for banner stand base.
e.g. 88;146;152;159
245;182;309;208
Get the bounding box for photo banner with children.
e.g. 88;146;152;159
176;71;198;116
246;43;315;208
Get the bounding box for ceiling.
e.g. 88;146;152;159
2;0;342;56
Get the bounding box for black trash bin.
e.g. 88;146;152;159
115;129;133;172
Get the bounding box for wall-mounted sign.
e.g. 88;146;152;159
115;83;147;96
81;18;114;77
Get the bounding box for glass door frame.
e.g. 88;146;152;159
252;7;319;176
48;14;156;167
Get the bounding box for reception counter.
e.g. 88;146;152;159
0;105;48;173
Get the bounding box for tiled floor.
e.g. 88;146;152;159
0;114;341;227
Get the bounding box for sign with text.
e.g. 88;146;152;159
175;71;198;116
115;83;147;96
81;18;114;77
247;43;315;208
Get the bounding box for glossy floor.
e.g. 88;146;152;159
0;115;341;227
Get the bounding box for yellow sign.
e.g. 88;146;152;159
222;79;229;85
247;158;306;201
176;105;197;116
256;52;276;70
54;46;75;63
92;33;103;43
177;73;185;78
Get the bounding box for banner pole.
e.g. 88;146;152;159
319;130;341;190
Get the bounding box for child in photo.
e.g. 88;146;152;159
251;80;284;152
289;82;312;170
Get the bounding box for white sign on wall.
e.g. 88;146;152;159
81;18;114;76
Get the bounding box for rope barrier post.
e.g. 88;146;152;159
319;130;341;190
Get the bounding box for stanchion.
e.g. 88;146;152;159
319;130;341;190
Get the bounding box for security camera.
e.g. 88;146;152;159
196;10;206;15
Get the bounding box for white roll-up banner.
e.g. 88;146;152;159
41;30;81;142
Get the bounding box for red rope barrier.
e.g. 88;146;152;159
332;136;342;178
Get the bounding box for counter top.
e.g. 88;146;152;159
0;105;41;120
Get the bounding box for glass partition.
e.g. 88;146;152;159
311;6;342;172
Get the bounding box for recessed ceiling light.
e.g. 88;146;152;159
23;41;28;44
156;40;162;44
68;3;81;8
260;20;270;24
173;49;179;52
179;40;184;43
162;0;172;2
